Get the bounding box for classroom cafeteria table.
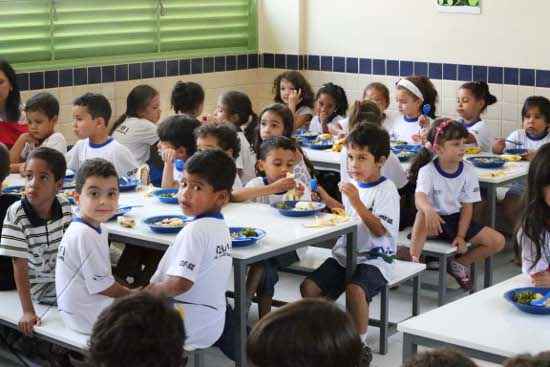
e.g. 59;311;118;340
302;148;530;288
398;274;549;364
104;191;359;367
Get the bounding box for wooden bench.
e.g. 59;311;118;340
279;247;426;355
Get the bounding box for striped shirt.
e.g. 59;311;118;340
0;196;73;304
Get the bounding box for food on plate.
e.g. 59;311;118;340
464;146;481;155
117;215;136;228
294;201;316;211
500;154;522;162
513;291;538;305
159;192;177;199
331;138;346;152
155;217;185;227
231;227;259;239
312;133;333;146
284;173;303;201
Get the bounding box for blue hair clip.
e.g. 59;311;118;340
422;104;432;116
309;178;318;192
175;159;185;172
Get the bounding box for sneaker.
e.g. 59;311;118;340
359;344;373;367
447;258;472;290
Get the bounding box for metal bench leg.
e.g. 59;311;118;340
379;286;389;355
194;350;204;367
484;256;493;288
469;262;477;294
438;255;448;306
412;275;420;316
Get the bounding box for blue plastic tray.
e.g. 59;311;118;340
391;144;422;153
118;177;139;192
467;156;506;169
504;287;550;315
271;201;326;217
153;188;179;204
143;215;192;234
505;148;528;155
230;227;266;247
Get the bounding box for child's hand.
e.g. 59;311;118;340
288;89;303;112
493;138;505;154
339;182;360;205
418;115;430;129
271;177;296;193
424;207;445;236
524;149;537;161
19;311;40;336
531;271;550;287
452;236;468;254
161;148;177;164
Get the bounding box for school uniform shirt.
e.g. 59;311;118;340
296;105;314;117
150;213;232;350
389;115;423;144
505;129;550;151
20;132;67;160
331;177;399;281
460;119;493;153
415;158;481;216
308;115;345;134
66;138;139;178
112;117;159;165
232;174;243;191
0;196;72;304
235;131;257;184
517;229;550;276
245;176;312;204
382;110;399;132
55;219;114;334
339;148;408;190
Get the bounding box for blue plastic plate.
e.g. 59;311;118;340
505;148;528;155
64;169;75;182
392;144;422;153
271;201;326;217
118;177;139;192
143;215;192;234
467;156;506;169
307;142;333;150
153;188;179;204
230;227;266;247
2;185;24;195
109;206;133;221
395;151;416;162
504;287;550;315
295;132;319;140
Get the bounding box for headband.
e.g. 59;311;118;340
397;79;424;102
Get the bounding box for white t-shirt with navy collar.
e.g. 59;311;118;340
235;131;257;184
150;213;232;350
332;177;399;281
389;115;422;144
505;129;550;150
55;219;115;334
416;158;481;216
21;132;67;160
112;116;158;165
244;176;312;204
308;115;345;134
460;118;493;153
517;229;550;276
66;138;139;178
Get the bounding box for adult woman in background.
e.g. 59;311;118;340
0;60;27;149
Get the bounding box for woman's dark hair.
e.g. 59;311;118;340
171;81;205;116
220;90;258;144
88;293;186;367
517;143;550;271
409;118;468;183
363;82;390;107
247;298;362;367
258;136;297;161
254;103;294;155
110;85;158;134
26;147;67;182
194;123;241;160
397;75;438;118
348;99;383;132
460;81;497;113
0;59;21;122
315;83;349;118
273;71;314;110
403;348;477;367
521;96;550;124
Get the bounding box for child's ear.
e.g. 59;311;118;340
256;160;265;173
377;155;387;167
216;189;230;207
96;117;107;129
51;115;59;124
55;179;63;192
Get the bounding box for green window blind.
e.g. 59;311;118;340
0;0;257;70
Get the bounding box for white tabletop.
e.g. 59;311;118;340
106;192;359;261
302;149;529;185
397;274;550;357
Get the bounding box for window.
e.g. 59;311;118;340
0;0;257;71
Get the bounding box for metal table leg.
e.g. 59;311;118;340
484;184;496;288
438;255;448;306
233;261;248;367
345;227;358;312
402;333;418;362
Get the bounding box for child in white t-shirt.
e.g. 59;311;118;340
157;115;200;189
456;81;497;152
67;93;138;178
56;158;131;334
409;119;505;290
147;150;235;354
171;81;205;118
363;82;397;132
308;83;348;136
10;92;66;173
210;91;258;183
273;71;315;130
301;124;399;361
389;76;437;144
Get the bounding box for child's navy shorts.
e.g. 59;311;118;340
257;251;300;297
430;212;484;242
306;257;387;302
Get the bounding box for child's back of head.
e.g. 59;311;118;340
403;348;477;367
504;352;550;367
73;92;112;128
88;292;186;367
185;149;237;193
247;298;362;367
348;100;383;132
157;115;200;153
171;81;205;117
194;123;241;160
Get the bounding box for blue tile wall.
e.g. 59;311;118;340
248;54;258;69
443;63;457;80
88;67;101;84
142;62;154;79
203;57;214;74
458;64;472;81
44;70;58;89
238;54;248;70
167;60;179;76
102;66;115;83
226;55;237;71
191;58;202;74
537;70;550;88
287;54;298;70
275;53;286;69
414;62;428;77
215;56;226;72
387;60;399;76
115;64;128;82
307;55;320;71
520;69;535;86
346;57;358;74
30;72;44;90
128;63;141;80
74;68;87;85
179;59;190;75
400;61;413;77
488;67;503;84
473;65;487;83
333;57;345;73
321;56;332;72
429;63;443;79
372;59;385;75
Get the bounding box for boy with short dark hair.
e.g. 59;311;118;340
67;93;138;178
56;158;131;334
0;147;72;335
147;149;235;350
301;124;400;364
157;115;201;188
88;292;186;367
10;92;66;173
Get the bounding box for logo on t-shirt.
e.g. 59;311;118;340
117;125;130;135
215;242;231;259
178;260;196;271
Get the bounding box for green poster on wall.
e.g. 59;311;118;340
437;0;481;14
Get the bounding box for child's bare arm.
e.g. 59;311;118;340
454;203;473;253
340;182;386;236
99;281;131;298
9;133;30;164
146;276;193;298
231;178;296;202
415;192;444;235
316;186;343;210
13;258;40;335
